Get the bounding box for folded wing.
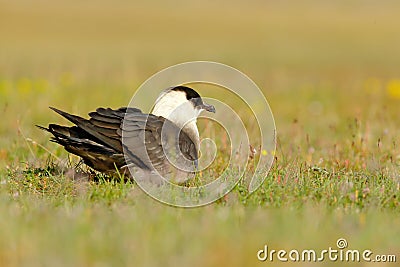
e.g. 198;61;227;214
38;107;198;180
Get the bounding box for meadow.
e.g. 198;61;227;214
0;1;399;266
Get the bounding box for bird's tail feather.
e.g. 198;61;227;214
36;122;125;173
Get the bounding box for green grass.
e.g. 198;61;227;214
1;1;400;266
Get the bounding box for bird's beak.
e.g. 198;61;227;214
200;103;216;113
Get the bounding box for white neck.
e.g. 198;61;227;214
182;121;200;151
151;90;201;149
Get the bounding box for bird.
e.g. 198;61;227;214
38;86;216;184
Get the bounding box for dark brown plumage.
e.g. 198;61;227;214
39;86;216;183
38;106;198;181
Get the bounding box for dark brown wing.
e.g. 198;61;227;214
37;123;126;172
38;107;198;178
123;111;198;175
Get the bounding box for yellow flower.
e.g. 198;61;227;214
17;78;32;95
387;79;400;99
0;79;12;96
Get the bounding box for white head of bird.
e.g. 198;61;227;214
151;86;215;149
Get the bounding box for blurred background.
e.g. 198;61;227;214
1;1;399;148
1;1;400;169
0;1;399;266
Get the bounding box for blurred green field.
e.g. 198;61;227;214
1;1;400;266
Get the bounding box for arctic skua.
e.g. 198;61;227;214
38;86;215;183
